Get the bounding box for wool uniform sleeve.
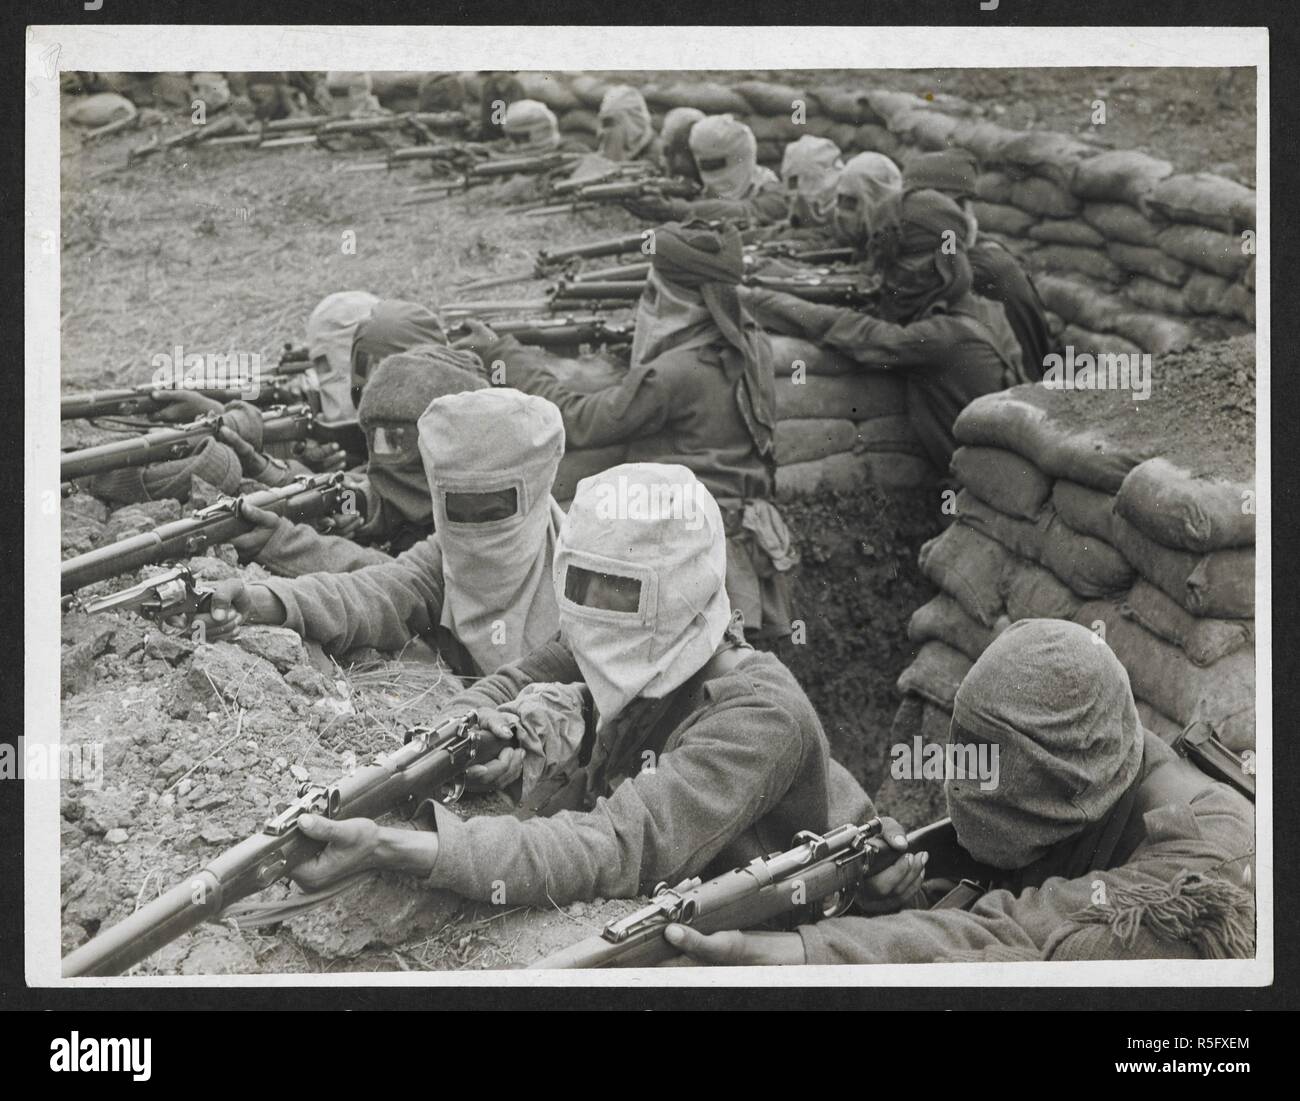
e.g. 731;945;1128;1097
683;184;789;226
428;689;808;906
486;335;672;450
759;295;979;371
257;535;447;653
256;517;393;578
798;786;1255;964
442;638;582;712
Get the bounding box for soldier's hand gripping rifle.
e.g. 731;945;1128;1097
530;816;928;969
59;471;356;598
61;710;510;977
524;176;700;219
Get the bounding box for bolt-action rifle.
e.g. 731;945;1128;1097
524;177;700;219
59;472;355;597
529;816;953;969
61;710;508;977
395;151;585;207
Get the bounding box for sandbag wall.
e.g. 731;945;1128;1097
543;335;937;504
897;379;1255;756
433;71;1257;358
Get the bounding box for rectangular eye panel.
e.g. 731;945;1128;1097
444;487;518;524
698;157;728;172
564;564;643;614
368;424;417;458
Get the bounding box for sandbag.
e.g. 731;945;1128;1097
1028;218;1106;248
1074;601;1255;752
645;81;750;115
558;108;599;136
856;414;927;456
747;113;807;143
1039;513;1135;597
1081;202;1162;247
1034;274;1110;326
1009;176;1082;217
1115;456;1255;552
1000;557;1084;621
954;387;1143;492
775;371;908;420
994;131;1095;190
553;444;628;504
1031;244;1123;284
768;335;857;378
774;419;860;466
1105;242;1190;286
1050;480;1119;544
955;491;1045;562
1181;271;1232;316
1144;173;1256;233
755;139;785;166
1108;513;1254;619
1123;579;1254;667
951;119;1021;161
1058;324;1144;362
1123;276;1191;316
810;87;879;125
1155;224;1252;280
908;592;1008;661
732;80;806;117
65;92;137;128
1136;700;1184;744
971;201;1037;238
890;109;960;151
950;445;1052;520
1071;151;1173;207
516;72;580;112
1104;312;1193;355
974;171;1015;204
850;123;901;160
774;450;931;498
897;641;973;711
568;74;611;109
918;522;1010;627
864;90;931;127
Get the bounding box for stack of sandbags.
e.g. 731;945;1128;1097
770;336;936;496
895;335;1255;755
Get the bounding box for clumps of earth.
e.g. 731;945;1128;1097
59;482;938;973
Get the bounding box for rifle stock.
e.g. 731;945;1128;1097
62;712;507;977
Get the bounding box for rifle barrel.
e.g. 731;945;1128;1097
60;419;219;482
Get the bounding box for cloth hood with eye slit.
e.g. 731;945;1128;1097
688;114;762;200
833;151;903;249
416;387;566;674
502;99;560;153
781;135;845;228
553;462;732;727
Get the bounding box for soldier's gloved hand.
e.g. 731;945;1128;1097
450;319;503;371
228;501;288;561
149;390;225;423
463;708;525;792
661;927;807;966
854;816;928;915
296;439;349;472
216;425;264;476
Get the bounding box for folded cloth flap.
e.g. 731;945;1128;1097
498;682;590;802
